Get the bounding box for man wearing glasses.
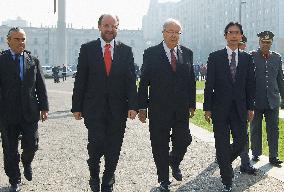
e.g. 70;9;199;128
250;31;284;167
72;14;137;192
203;22;255;192
0;27;49;192
138;18;196;192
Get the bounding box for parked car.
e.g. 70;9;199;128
42;65;53;78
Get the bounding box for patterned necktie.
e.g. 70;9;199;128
104;44;112;76
230;52;236;82
170;49;177;72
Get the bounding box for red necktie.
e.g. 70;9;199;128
104;44;112;76
170;49;177;72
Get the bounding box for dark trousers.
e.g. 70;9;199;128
62;73;66;81
213;103;247;186
239;126;250;166
149;111;192;183
1;121;38;184
250;108;279;158
84;112;126;186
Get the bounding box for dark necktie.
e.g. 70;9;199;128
230;52;236;82
170;49;177;72
104;44;112;76
15;54;23;81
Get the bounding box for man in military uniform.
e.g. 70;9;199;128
250;31;284;167
238;35;257;175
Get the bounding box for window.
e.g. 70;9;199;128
34;38;38;45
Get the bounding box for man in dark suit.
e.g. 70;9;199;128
250;31;284;167
0;27;49;192
203;22;255;192
72;14;137;192
138;18;196;192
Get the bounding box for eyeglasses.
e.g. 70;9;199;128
101;24;118;30
164;30;182;35
227;31;241;35
12;37;26;42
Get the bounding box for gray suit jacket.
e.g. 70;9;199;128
252;49;284;109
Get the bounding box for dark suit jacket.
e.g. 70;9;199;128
203;48;255;123
0;50;49;124
71;38;137;122
138;42;196;125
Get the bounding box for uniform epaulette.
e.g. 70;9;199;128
24;50;31;54
249;50;257;55
271;51;281;57
1;50;10;55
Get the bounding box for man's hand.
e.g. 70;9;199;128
40;111;48;122
73;112;82;120
189;108;195;118
204;111;211;123
138;109;147;123
247;110;254;122
128;110;137;120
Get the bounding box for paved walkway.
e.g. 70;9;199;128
0;79;283;191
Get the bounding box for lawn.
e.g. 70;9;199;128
196;80;205;90
196;94;204;103
191;109;284;160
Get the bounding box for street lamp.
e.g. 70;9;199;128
239;0;246;24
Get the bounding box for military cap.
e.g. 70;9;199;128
239;35;247;44
257;31;274;42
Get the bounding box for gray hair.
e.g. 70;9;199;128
162;18;182;31
7;27;25;39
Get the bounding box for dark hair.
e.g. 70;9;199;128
7;27;24;38
98;14;119;26
224;22;243;35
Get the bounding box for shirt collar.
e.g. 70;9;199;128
100;38;115;49
9;49;23;57
226;46;238;57
163;41;177;53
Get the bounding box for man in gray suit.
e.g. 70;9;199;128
250;31;284;167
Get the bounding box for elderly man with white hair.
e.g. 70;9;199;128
138;18;196;192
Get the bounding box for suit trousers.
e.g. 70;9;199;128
1;120;38;184
239;125;250;166
149;111;192;183
250;108;279;158
84;106;126;185
213;102;247;186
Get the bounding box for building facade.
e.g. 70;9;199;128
143;0;284;64
0;22;145;67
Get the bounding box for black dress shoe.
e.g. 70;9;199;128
240;164;257;175
158;181;170;192
23;164;33;181
101;185;113;192
269;157;283;167
222;184;232;192
252;156;260;162
169;163;182;181
89;177;100;192
101;175;115;192
10;183;21;192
